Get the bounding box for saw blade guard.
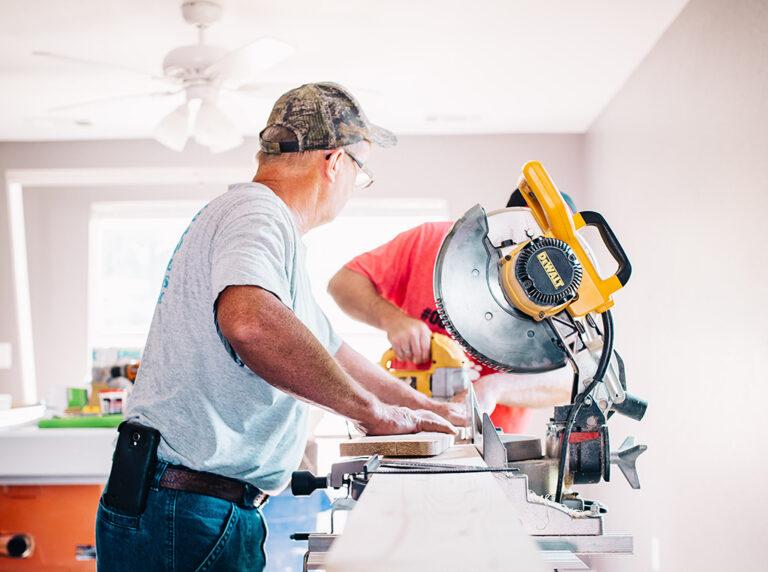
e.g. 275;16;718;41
433;204;567;372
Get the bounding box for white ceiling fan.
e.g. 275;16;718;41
33;0;294;153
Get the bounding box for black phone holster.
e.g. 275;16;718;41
102;420;161;517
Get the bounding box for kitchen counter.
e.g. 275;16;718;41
0;424;116;484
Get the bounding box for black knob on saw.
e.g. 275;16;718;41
612;392;648;421
290;471;328;496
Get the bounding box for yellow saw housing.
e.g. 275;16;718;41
499;161;632;320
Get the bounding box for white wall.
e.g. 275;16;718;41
582;0;768;570
0;134;585;403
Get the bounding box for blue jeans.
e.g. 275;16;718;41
96;461;267;571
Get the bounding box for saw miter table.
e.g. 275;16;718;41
291;161;648;571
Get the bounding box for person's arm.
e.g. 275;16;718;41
216;285;456;436
472;349;599;414
328;267;432;364
472;371;572;415
334;341;468;426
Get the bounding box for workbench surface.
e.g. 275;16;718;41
325;443;547;572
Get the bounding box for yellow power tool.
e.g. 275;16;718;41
380;333;473;399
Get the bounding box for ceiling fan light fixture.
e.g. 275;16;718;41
154;102;191;152
192;100;243;153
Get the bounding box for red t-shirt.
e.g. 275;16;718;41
345;222;530;433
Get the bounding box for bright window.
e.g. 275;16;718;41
88;201;206;351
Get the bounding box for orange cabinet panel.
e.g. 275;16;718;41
0;484;102;571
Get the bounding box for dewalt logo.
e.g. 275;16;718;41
536;251;565;289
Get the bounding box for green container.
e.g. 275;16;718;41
66;387;89;409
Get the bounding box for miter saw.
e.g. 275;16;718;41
434;159;647;505
290;162;648;570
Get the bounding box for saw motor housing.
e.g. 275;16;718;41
499;161;632;321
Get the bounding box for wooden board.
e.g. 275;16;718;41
339;432;454;457
325;444;547;571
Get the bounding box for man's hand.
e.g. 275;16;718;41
473;371;572;411
473;376;500;415
328;268;432;363
385;314;432;364
360;403;457;436
336;342;470;429
451;375;500;416
429;399;469;427
329;264;467;422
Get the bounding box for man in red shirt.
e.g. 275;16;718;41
329;191;580;433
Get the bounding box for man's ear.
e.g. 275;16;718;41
325;149;343;183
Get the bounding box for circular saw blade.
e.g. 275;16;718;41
434;204;566;373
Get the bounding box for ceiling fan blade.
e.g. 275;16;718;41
154;102;191;152
192;101;243;153
205;38;294;86
47;90;182;113
26;116;93;128
228;81;298;95
231;81;381;102
32;50;172;82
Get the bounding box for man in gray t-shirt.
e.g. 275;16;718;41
96;83;465;572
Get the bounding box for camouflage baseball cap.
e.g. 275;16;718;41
259;82;397;154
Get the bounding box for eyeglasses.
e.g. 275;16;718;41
326;148;374;189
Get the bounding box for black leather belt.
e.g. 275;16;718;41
159;465;269;508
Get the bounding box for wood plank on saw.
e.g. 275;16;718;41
339;432;455;457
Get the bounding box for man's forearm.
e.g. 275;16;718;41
329;267;433;363
217;286;382;425
334;341;432;410
479;370;572;409
328;267;407;331
477;348;602;410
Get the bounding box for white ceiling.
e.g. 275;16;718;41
0;0;688;141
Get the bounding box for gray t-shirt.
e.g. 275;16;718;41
127;183;341;492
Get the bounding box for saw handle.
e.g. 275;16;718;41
574;211;632;286
380;348;433;372
519;161;576;243
379;348;396;370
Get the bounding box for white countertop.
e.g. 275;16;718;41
0;423;116;484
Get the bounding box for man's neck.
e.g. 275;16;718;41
252;173;320;235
